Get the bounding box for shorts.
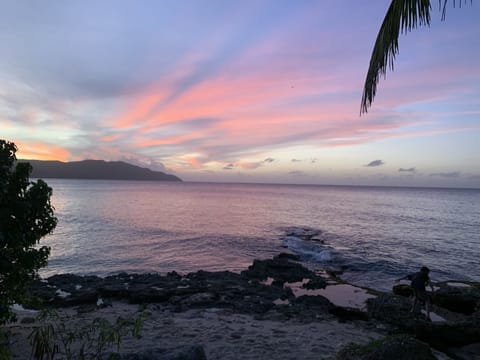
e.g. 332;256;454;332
413;289;431;303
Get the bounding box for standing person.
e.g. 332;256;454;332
396;266;434;320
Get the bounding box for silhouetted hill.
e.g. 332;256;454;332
20;159;182;182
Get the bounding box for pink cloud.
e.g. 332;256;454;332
95;26;478;171
135;133;203;148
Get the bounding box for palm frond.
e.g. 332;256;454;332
360;0;472;115
440;0;471;20
360;0;432;115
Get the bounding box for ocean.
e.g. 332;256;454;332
39;179;480;291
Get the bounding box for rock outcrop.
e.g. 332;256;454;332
366;291;480;356
336;335;436;360
28;254;333;320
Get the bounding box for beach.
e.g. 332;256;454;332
4;254;480;359
7;301;384;360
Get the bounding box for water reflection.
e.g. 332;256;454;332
40;180;480;292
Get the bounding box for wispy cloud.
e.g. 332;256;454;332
399;167;416;173
365;160;385;167
1;1;479;187
235;157;276;170
288;170;307;176
430;171;460;178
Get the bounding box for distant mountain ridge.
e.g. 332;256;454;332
20;159;182;182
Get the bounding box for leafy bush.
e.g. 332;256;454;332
0;328;12;360
0;140;57;324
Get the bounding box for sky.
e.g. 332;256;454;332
1;1;479;188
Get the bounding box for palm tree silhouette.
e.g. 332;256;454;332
360;0;470;115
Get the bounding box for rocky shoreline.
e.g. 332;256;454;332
5;253;480;359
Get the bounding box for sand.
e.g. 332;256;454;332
6;301;385;360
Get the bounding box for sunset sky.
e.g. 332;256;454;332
1;1;479;188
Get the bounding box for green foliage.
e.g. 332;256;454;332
0;140;57;324
29;309;147;360
0;328;12;360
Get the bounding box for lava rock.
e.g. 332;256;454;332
366;293;480;350
392;284;414;297
336;335;436;360
241;254;316;284
433;282;480;315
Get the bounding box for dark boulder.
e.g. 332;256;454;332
366;293;480;350
276;252;301;261
294;294;333;310
392;284;413;297
367;293;419;326
336;335;436;360
29;274;102;307
100;273;187;303
303;277;327;290
413;321;480;351
329;306;370;322
241;254;316;284
47;274;103;290
446;342;480;360
53;290;99;307
433;282;480;315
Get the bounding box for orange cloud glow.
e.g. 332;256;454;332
183;156;203;167
15;140;71;161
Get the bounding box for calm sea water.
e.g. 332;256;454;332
40;180;480;291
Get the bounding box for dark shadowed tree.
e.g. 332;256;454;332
361;0;471;114
0;140;57;324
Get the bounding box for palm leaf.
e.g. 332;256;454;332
360;0;432;115
360;0;472;115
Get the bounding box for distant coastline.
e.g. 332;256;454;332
20;159;182;182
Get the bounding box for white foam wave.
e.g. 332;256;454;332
283;235;332;262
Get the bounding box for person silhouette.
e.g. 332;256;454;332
396;266;434;320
